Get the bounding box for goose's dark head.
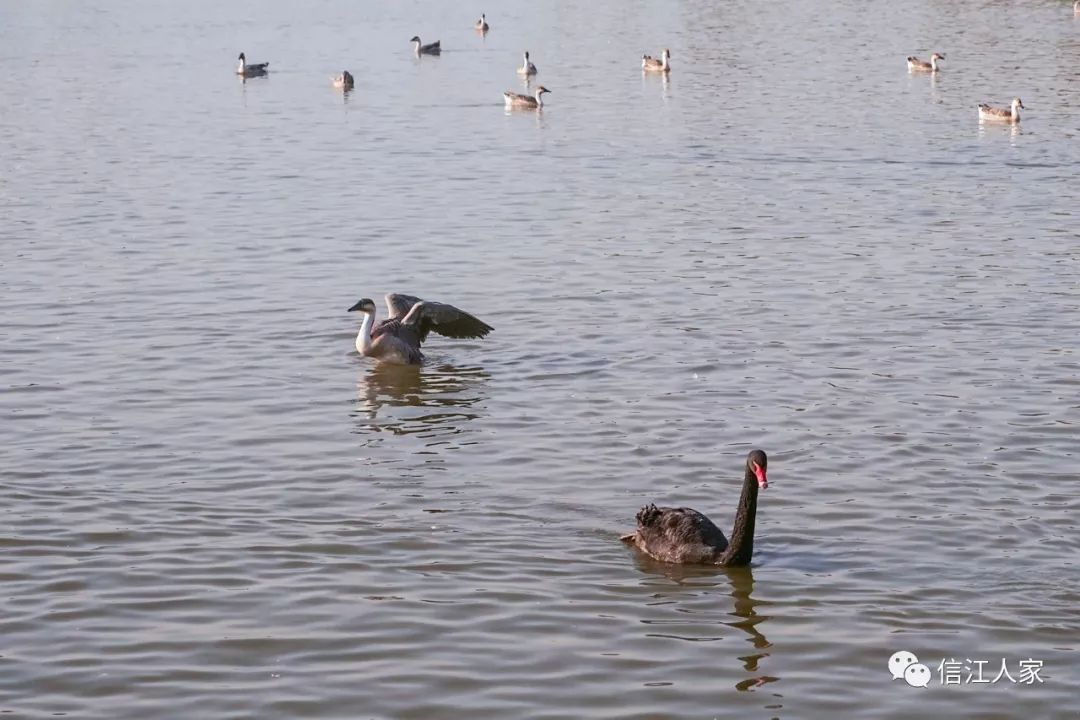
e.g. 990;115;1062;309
238;52;246;61
348;298;376;314
409;36;421;43
537;86;551;95
747;449;768;489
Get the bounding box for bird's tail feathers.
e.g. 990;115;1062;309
635;503;661;527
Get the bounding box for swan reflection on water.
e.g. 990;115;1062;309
641;63;671;101
977;121;1021;141
351;361;490;442
632;557;779;693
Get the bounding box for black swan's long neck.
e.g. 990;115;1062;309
719;468;759;567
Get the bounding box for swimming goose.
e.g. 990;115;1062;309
236;52;269;77
410;36;442;55
332;71;355;90
907;52;944;72
642;49;671;73
348;294;493;366
503;86;551;109
517;51;538;76
978;97;1024;123
474;13;489;31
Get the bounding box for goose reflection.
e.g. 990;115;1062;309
352;362;489;441
977;122;1021;141
641;69;672;101
632;556;778;692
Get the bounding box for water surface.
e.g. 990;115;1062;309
2;0;1079;717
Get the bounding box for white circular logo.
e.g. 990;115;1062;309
888;650;919;680
904;662;932;688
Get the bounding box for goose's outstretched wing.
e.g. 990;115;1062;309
401;299;493;343
385;293;423;320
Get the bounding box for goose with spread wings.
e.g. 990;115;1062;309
348;294;493;365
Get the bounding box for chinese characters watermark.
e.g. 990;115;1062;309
888;651;1044;688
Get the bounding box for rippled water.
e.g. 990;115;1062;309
3;0;1079;717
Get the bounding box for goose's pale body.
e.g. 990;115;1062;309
348;294;493;366
907;52;944;72
978;97;1024;123
504;86;550;109
642;49;671;73
332;71;355;90
517;51;538;76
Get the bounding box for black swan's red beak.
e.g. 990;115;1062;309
753;463;768;489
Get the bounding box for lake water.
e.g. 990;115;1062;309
2;0;1079;717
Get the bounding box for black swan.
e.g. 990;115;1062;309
620;449;768;566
